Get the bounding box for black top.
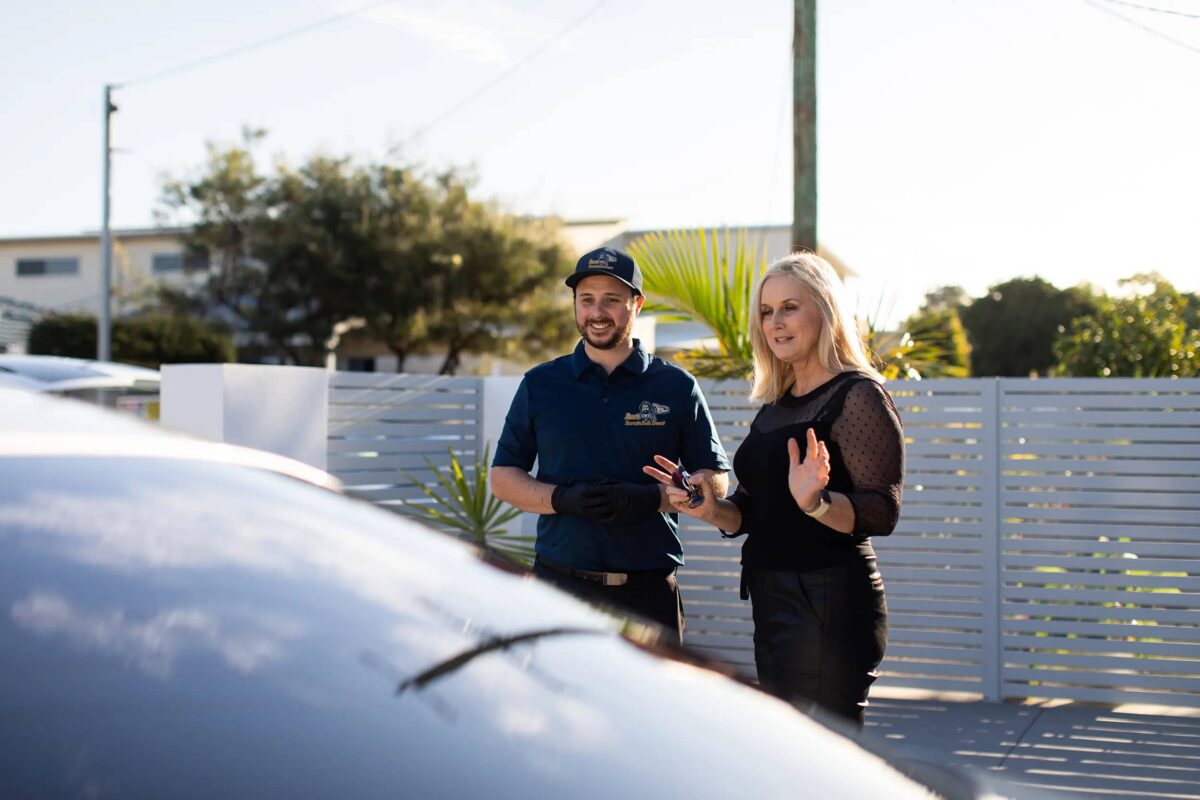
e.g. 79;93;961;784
493;339;730;571
727;371;904;570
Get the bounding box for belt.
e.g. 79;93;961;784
537;557;628;587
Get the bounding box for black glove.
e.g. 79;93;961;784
551;482;614;520
588;480;663;523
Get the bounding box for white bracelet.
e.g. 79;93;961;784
804;489;831;518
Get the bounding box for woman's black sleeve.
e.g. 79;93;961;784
721;485;752;538
832;380;904;536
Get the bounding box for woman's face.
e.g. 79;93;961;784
759;275;824;366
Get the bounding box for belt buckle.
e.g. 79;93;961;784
601;572;628;587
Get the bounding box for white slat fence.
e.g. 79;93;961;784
328;373;1200;707
327;373;482;510
997;378;1200;707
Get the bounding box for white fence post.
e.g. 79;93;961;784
160;364;329;470
980;378;1002;701
479;376;530;536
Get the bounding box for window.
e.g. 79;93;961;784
151;253;183;273
151;251;209;274
16;257;79;277
346;357;376;372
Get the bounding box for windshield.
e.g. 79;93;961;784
0;362;107;383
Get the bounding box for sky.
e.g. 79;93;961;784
2;0;1199;324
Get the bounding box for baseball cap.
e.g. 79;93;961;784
565;247;643;296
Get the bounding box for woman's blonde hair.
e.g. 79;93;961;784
748;251;882;404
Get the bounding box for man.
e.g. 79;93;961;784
491;246;730;645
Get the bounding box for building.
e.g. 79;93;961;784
0;221;841;371
0;227;205;320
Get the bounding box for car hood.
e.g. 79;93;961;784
0;449;945;799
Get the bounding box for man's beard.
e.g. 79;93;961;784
577;315;636;350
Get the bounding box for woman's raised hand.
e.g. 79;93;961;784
788;427;830;513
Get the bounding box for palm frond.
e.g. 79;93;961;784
629;228;768;378
396;443;530;566
864;310;971;379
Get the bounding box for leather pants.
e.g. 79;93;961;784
746;559;887;728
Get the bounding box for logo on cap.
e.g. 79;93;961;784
567;246;643;295
586;251;618;270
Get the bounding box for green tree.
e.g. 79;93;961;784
159;132;573;372
919;285;970;314
369;176;574;374
1183;291;1200;332
159;134;401;365
1055;274;1200;377
959;277;1098;376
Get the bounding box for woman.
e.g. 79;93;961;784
644;252;903;728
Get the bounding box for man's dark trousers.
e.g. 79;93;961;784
533;558;684;646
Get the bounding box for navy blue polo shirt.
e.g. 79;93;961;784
493;339;730;571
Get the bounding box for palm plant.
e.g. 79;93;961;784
865;310;971;380
628;228;769;379
397;443;534;566
633;228;964;381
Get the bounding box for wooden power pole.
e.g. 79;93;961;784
793;0;817;253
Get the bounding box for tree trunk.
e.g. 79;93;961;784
389;344;408;373
439;350;460;376
439;346;461;376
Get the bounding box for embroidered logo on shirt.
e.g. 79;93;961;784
625;400;670;426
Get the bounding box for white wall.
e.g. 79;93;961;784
160;364;329;470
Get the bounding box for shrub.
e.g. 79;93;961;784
28;312;234;367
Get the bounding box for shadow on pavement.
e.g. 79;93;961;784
864;696;1200;799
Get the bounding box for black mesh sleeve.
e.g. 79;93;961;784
831;380;904;536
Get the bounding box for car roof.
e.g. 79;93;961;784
0;388;338;491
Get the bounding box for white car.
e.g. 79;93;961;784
0;354;161;416
0;354;161;393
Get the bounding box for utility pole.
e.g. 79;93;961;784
793;0;817;253
100;84;117;362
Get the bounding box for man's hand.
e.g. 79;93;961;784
589;480;662;523
551;482;614;519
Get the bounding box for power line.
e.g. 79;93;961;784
1094;0;1200;19
404;0;611;144
120;0;397;88
1084;0;1200;55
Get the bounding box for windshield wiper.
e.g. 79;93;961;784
397;627;602;694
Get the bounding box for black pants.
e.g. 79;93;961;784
746;559;887;728
533;559;684;646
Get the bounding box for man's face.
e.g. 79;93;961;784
574;274;644;350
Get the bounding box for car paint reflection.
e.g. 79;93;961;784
11;590;305;679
